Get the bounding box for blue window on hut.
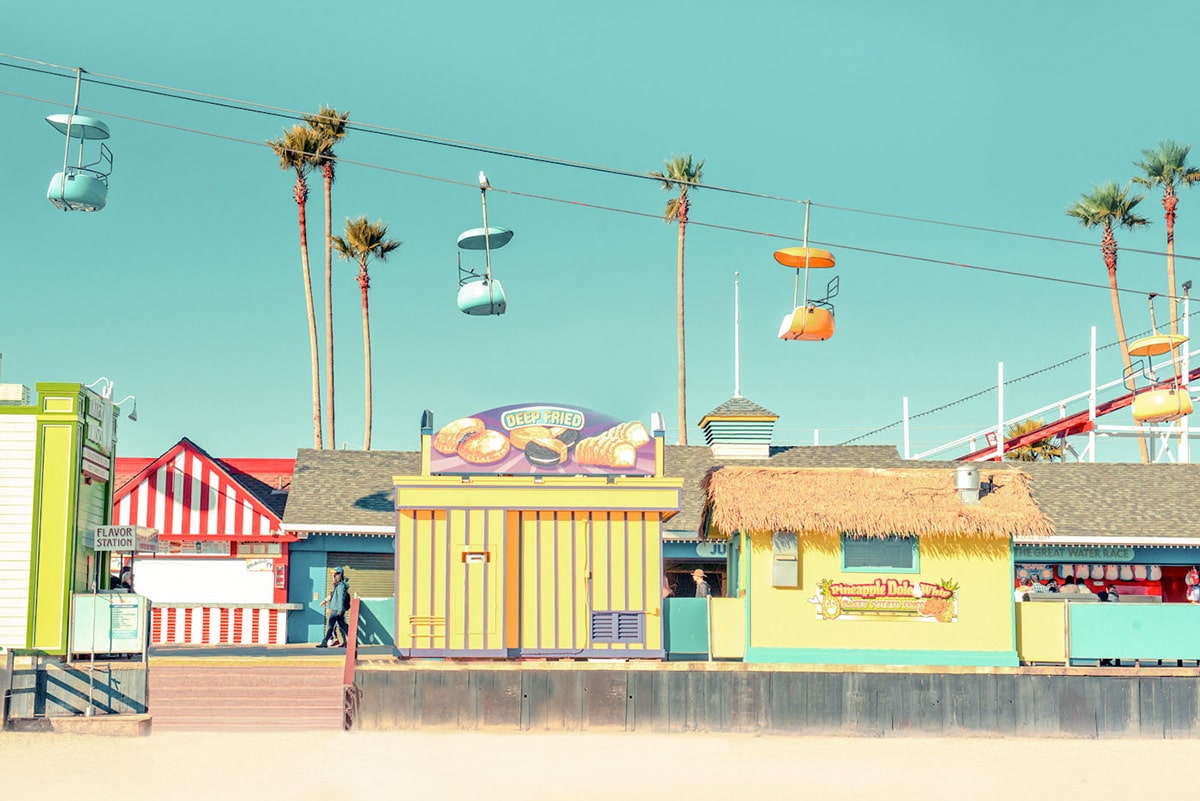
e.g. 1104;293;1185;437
841;534;919;573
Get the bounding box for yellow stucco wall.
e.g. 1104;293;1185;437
746;531;1014;657
1015;601;1068;664
395;475;678;656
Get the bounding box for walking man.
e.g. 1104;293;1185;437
317;566;350;648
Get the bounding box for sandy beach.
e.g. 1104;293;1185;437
3;730;1194;800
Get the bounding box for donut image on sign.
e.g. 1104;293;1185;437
434;418;485;454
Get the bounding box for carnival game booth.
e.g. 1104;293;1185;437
699;466;1053;666
1012;462;1200;666
393;404;683;659
112;439;299;645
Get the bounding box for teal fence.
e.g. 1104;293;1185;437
663;598;708;659
1070;604;1200;662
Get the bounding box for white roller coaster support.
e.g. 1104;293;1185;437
909;323;1200;463
1183;294;1191;463
1089;325;1097;463
995;362;1004;461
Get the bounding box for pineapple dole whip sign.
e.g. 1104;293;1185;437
430;403;657;476
810;578;960;623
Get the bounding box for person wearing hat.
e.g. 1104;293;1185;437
317;566;351;647
692;568;711;599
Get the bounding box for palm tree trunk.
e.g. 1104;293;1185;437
295;177;323;450
1104;227;1149;463
676;194;686;443
676;198;688;447
323;164;336;450
360;266;373;451
1165;188;1179;335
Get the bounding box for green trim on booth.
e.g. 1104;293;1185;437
744;646;1019;667
1009;535;1017;655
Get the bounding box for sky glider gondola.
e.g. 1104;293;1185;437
1126;294;1192;424
776;203;838;341
456;171;510;316
46;68;112;212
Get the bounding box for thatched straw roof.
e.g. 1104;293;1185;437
700;467;1054;541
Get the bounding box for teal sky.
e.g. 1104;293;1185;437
4;1;1200;460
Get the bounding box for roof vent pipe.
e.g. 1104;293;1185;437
955;464;980;505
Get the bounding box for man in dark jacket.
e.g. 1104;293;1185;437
317;566;350;648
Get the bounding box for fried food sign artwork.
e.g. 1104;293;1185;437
431;404;657;476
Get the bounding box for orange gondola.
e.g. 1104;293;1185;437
775;203;839;342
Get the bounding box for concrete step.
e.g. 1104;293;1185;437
151;715;343;731
150;694;342;710
145;663;345;730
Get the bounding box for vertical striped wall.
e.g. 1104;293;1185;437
395;507;663;657
0;414;36;649
114;451;277;537
151;605;287;645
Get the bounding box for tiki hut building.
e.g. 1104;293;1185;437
700;465;1054;666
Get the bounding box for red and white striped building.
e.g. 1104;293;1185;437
113;438;299;645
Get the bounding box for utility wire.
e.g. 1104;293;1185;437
4;53;1198;264
1;84;1187;303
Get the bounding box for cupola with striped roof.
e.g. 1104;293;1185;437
698;396;778;459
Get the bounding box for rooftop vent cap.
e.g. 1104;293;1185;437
955;465;980;505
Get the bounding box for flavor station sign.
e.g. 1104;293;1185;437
430;403;657;476
810;577;959;623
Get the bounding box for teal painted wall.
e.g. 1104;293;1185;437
288;534;396;644
664;597;708;658
1070;604;1200;661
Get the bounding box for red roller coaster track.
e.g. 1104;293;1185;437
956;366;1200;462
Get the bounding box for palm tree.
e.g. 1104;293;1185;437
331;217;401;450
1133;141;1200;350
1004;418;1063;462
304;106;350;450
1066;181;1151;462
650;154;704;446
268;124;324;449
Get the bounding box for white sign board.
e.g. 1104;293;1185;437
95;525;137;552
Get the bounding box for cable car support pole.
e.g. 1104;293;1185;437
480;184;494;307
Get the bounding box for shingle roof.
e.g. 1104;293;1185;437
1013;462;1200;540
282;449;420;530
280;444;905;533
279;443;1200;543
701;396;777;419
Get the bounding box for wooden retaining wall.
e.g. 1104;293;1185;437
353;663;1200;738
6;661;147;718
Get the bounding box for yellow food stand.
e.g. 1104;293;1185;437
700;466;1053;666
393;404;682;658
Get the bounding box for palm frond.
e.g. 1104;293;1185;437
267;125;322;173
1066;181;1150;231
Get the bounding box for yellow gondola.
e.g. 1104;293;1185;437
1129;333;1188;357
1132;388;1193;424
